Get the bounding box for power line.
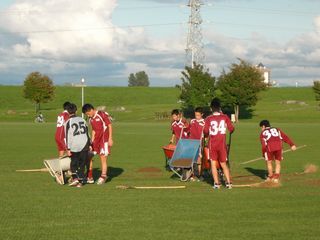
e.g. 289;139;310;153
0;22;186;35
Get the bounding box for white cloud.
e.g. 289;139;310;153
0;0;150;60
0;1;319;86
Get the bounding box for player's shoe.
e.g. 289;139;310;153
76;183;83;188
69;178;79;186
96;176;107;185
212;183;221;190
265;175;273;182
226;182;233;189
272;174;280;183
86;177;94;184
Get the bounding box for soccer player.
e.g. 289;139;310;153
259;120;296;183
65;103;91;188
169;109;189;144
189;107;205;178
203;98;234;189
55;101;71;157
82;103;113;185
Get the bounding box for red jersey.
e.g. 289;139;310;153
189;118;205;140
171;118;189;141
55;110;69;149
89;111;112;143
260;127;294;153
203;112;234;149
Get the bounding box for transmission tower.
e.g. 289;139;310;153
186;0;205;68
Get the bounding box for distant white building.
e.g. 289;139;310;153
256;63;271;85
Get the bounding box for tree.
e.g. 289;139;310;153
23;72;55;113
128;71;150;87
179;63;217;113
217;59;266;121
313;81;320;106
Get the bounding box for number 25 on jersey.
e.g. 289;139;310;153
209;120;226;136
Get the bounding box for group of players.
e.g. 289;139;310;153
169;98;296;189
55;102;113;187
54;97;296;189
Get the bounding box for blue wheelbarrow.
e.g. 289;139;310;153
169;139;201;181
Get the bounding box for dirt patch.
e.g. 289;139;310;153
171;158;192;167
137;167;162;173
305;179;320;186
303;164;318;174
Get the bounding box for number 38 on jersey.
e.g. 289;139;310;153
262;128;280;141
209;120;226;136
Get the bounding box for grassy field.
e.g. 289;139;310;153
0;86;319;240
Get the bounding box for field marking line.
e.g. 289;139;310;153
16;168;49;172
240;145;307;165
116;185;186;190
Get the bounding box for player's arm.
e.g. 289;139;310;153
260;133;267;156
279;129;296;150
65;121;72;156
101;112;113;146
108;124;113;147
170;133;176;144
226;116;235;134
203;119;209;138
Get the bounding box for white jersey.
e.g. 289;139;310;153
65;116;90;152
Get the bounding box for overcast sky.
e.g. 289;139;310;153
0;0;319;86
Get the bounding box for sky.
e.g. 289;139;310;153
0;0;319;87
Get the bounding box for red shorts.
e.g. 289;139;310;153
92;140;111;156
55;138;66;152
264;150;283;161
208;146;228;163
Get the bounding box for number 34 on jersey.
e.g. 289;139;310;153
209;120;227;136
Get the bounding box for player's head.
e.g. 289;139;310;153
171;109;181;121
82;103;95;118
66;103;77;115
63;101;71;110
194;107;204;120
210;98;221;112
259;120;270;130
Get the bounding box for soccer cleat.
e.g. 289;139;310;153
86;177;94;184
76;183;83;188
226;182;233;189
69;178;79;186
265;175;273;182
212;183;221;190
272;174;280;183
96;176;107;185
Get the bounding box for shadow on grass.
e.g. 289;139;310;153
245;167;266;180
92;167;124;182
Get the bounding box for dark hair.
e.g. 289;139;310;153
66;103;77;115
259;120;270;127
194;107;203;114
171;109;180;116
82;103;94;114
63;101;71;110
210;98;221;111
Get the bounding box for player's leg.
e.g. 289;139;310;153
219;147;232;189
69;152;80;186
210;160;220;188
77;151;88;187
220;162;232;188
97;142;109;185
273;156;282;183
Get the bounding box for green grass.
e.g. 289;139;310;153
0;86;320;240
1;86;319;123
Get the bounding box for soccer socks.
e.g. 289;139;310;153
87;169;93;179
